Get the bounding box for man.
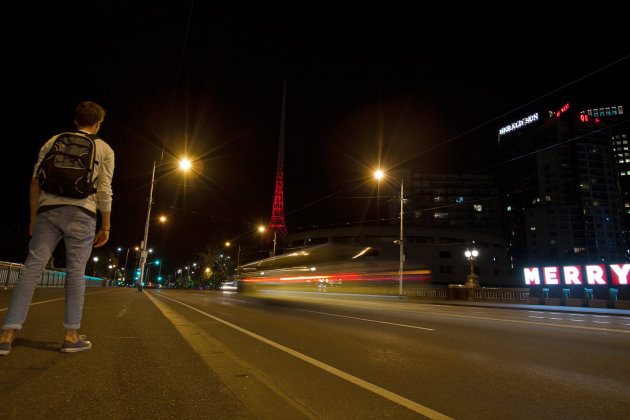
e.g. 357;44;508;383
0;101;114;355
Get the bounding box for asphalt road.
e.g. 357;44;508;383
1;288;629;419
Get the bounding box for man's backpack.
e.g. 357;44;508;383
37;132;98;199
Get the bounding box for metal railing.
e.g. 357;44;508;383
1;261;104;288
473;287;530;302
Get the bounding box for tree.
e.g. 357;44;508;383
197;245;236;289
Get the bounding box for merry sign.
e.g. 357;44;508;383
524;264;630;286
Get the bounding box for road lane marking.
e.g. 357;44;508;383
392;308;630;334
144;291;317;419
528;316;544;319
569;319;585;322
251;292;630;334
295;308;435;331
0;288;117;312
218;297;249;303
149;291;452;420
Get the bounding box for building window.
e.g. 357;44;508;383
439;265;453;273
473;204;483;212
530;226;536;231
439;251;452;259
434;212;448;219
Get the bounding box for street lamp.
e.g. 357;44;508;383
137;158;190;291
92;256;99;278
374;169;404;296
464;248;479;288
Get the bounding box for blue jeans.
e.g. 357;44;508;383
2;206;96;330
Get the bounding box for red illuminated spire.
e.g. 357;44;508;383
268;80;288;239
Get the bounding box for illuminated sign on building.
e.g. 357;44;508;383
498;113;539;137
555;102;569;117
523;264;630;286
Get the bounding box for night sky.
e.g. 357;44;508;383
2;1;629;268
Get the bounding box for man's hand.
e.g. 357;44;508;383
93;229;109;247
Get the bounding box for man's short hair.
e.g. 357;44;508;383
75;101;106;127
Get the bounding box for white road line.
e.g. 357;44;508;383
593;321;610;324
149;291;451;420
218;297;249;303
296;308;435;331
569;319;585;322
593;315;610;318
528;316;545;319
550;318;563;320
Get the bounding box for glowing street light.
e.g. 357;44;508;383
159;216;167;223
180;158;192;171
464;248;479;288
92;256;99;278
374;169;404;296
258;226;265;233
138;158;190;291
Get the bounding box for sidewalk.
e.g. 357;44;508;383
0;288;254;419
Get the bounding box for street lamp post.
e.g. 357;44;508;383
375;170;404;296
464;248;479;288
258;225;266;258
137;158;190;291
122;248;130;284
92;256;98;278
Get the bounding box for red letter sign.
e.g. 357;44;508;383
563;266;582;285
610;264;630;285
585;265;607;285
543;267;560;285
524;267;541;285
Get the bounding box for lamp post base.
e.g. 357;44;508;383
465;274;479;288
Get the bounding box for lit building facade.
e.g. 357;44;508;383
498;102;628;275
400;172;503;235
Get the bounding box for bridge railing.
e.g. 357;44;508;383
1;261;104;288
473;287;530;302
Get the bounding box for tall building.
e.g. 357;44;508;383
498;102;628;275
387;171;503;235
582;105;629;252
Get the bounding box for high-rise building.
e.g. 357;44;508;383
498;102;628;274
396;172;503;235
581;105;629;252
